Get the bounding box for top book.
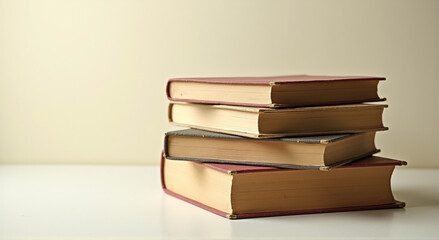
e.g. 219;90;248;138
166;75;385;108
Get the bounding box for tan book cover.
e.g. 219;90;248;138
169;102;388;138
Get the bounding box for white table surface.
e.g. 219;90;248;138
0;165;438;240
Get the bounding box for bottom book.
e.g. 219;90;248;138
161;154;406;219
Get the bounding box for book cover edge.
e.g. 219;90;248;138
167;75;386;85
165;128;363;144
166;97;387;109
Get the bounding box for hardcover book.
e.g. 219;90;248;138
164;129;379;170
167;75;385;108
169;102;388;138
161;154;406;219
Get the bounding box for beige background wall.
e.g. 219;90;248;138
1;0;438;167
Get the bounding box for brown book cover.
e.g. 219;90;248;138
167;75;386;108
161;153;406;219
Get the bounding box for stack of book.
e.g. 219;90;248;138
161;75;406;219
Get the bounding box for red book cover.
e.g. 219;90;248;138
166;75;386;108
160;152;406;219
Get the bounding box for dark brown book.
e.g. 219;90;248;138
167;75;385;108
165;129;379;170
161;154;406;219
169;102;388;138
